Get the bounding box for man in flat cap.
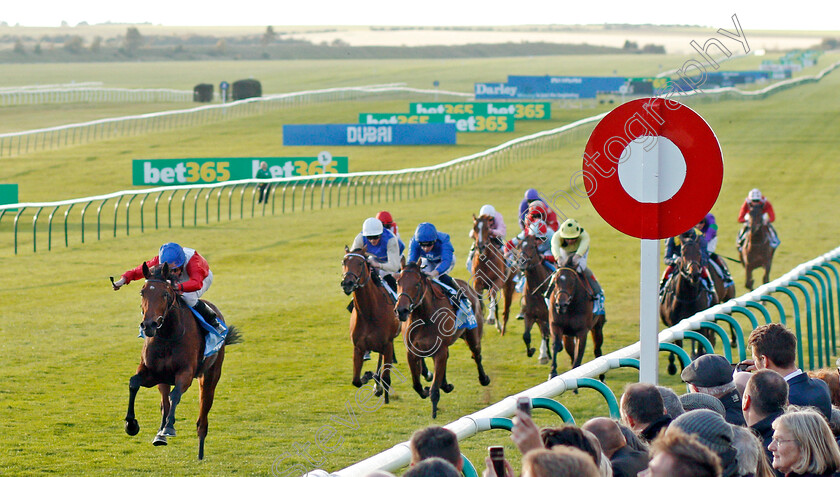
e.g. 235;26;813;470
681;354;746;426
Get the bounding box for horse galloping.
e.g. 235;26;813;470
740;202;776;290
516;234;553;364
124;262;241;459
341;246;402;403
547;255;606;380
470;214;515;335
660;238;718;374
395;262;490;418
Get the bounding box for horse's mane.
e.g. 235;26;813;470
147;264;170;280
403;261;422;272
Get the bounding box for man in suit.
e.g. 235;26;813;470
748;323;831;418
742;369;788;477
583;417;649;477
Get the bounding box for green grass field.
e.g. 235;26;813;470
1;53;840;475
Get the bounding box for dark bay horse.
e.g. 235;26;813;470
517;235;552;364
710;259;736;304
740;202;776;290
660;238;718;374
395;262;490;419
470;214;515;335
124;262;241;459
341;246;402;404
548;255;606;380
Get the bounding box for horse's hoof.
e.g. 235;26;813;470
599;374;606;383
667;363;677;375
125;419;140;436
360;371;373;385
422;387;430;398
152;434;168;446
479;374;491;386
161;427;176;437
538;357;550;365
730;340;737;349
526;348;535;357
442;383;455;393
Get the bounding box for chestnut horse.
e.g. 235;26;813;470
740;202;776;290
470;214;515;334
341;246;402;403
517;234;552;364
547;255;606;380
660;238;718;374
395;262;490;418
124;263;241;459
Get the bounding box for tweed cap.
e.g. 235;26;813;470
681;354;734;387
671;409;738;477
679;392;726;417
657;386;685;418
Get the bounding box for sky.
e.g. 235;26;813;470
3;0;839;31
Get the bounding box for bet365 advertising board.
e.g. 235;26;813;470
132;156;348;185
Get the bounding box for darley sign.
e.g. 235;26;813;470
132;157;349;185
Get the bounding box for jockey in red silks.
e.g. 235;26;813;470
112;242;223;333
376;210;405;256
737;188;780;250
518;189;559;232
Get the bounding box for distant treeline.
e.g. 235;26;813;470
0;41;644;63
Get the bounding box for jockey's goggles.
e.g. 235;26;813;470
419;241;435;248
365;234;382;241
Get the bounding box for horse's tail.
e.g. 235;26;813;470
224;325;243;346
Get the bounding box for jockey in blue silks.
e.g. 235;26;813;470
408;222;476;329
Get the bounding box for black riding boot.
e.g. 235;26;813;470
194;300;223;332
347;300;354;313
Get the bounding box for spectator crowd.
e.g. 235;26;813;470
362;323;840;477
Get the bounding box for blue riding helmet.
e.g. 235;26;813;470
159;242;186;268
414;222;438;243
524;188;540;201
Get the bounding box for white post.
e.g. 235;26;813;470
639;239;660;383
639;129;662;384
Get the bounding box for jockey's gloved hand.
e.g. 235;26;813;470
428;270;440;279
112;277;126;290
762;213;770;224
368;257;380;269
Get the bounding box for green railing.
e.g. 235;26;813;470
0;114;599;255
320;246;840;477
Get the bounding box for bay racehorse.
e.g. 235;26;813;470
548;255;606;380
395;262;490;418
517;234;552;364
740;201;776;290
124;262;241;459
660;238;718;374
470;214;515;335
341;246;402;404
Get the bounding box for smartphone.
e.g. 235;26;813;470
488;446;505;476
516;396;532;416
735;361;751;372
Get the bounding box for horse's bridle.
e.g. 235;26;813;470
474;219;488;254
395;267;427;315
552;266;581;309
519;236;543;271
677;241;702;282
342;253;372;292
142;278;179;330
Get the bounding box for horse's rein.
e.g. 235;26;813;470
342;253;372;291
395;268;428;313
